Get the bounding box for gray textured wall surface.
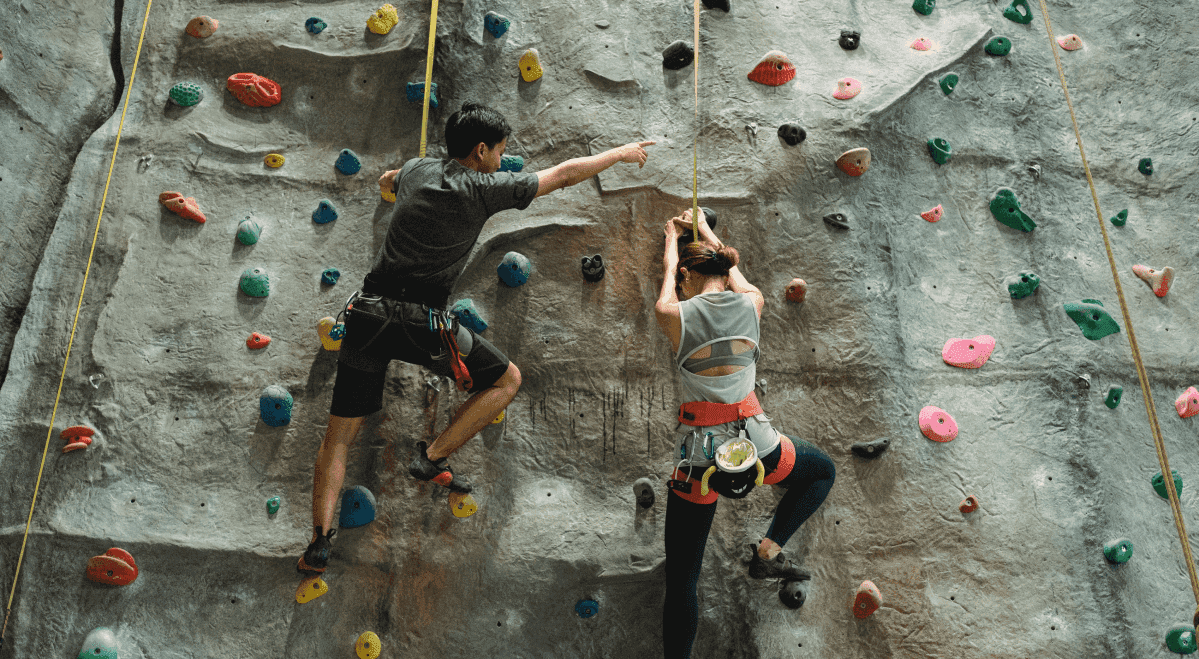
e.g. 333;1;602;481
1;0;1198;657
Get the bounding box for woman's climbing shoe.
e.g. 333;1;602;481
745;544;811;581
408;441;473;493
297;528;336;574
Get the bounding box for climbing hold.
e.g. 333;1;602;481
449;492;478;518
1167;625;1199;654
1105;385;1123;409
1132;264;1174;297
939;72;959;96
86;548;139;586
1110;209;1128;226
264;153;284;168
833;77;862;100
958;494;980;513
919;406;958;443
296;576;328;604
159;192;206;223
266;496;280;515
836;148;871;176
853;581;882;618
61;425;94;453
1005;272;1040;299
519;48;544;82
500;155;524;172
320;267;341;286
239;267;270;297
785;278;807;303
910;37;934;51
1139;158;1153;175
312;199;338;224
822;213;850;230
317;317;345;351
492;410;505;424
927;138;952;164
62;440;89;454
575;599;599;618
406;82;439;109
941;335;996;369
237;217;261;245
355;631;382;659
76;627;119;659
1103;538;1134;565
484;11;510;38
1002;0;1032;23
1064;299;1121;341
985;37;1012;56
921;204;944;222
663;41;694;70
339;485;377;529
702;0;731;10
1177;387;1199;419
367;4;398;35
633;477;655;508
778;123;806;146
912;0;936;15
582;255;605;283
259;385;293;427
498;252;531;288
335;149;361;175
226;73;281;108
1057;34;1082;50
168;82;203;107
747;51;796;86
1152;470;1183;499
779;580;805;609
851;438;889;459
450;298;488;333
989;187;1037;232
185;15;219;38
305;17;327;34
246;332;271;349
839;29;861;51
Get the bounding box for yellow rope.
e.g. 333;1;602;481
1035;0;1199;613
418;0;440;158
0;0;156;645
691;0;700;241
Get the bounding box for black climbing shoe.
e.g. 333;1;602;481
745;544;811;581
297;528;336;574
408;441;473;493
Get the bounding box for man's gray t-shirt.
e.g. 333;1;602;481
364;157;539;307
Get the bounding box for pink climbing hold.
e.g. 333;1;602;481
941;335;995;369
1057;34;1082;51
919;406;958;442
747;51;796;86
833;77;862;100
854;581;882;618
959;494;980;513
1132;264;1173;297
227;73;281;108
159;192;206;223
910;37;934;51
785;278;807;303
1177;387;1199;419
921;204;943;222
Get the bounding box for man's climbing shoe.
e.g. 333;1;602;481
745;544;811;581
297;528;336;574
409;441;473;493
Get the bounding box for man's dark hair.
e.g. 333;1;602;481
445;102;512;159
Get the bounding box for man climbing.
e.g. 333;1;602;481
298;101;654;574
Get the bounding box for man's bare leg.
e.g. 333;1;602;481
311;414;366;542
426;362;521;461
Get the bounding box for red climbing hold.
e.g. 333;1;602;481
786;278;807;303
959;494;980;513
159;192;206;223
1177;387;1199;419
246;332;271;349
185;16;219;38
854;580;882;618
227;73;281;108
61;425;96;441
1132;264;1173;297
747;51;796;86
919;405;958;442
86;548;139;586
921;204;943;222
941;335;995;369
836;148;871;177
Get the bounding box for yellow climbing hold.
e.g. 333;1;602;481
295;576;328;603
356;631;382;659
381;188;396;203
519;48;543;82
491;410;505;424
317;316;344;351
264;153;285;168
450;492;478;518
367;4;398;35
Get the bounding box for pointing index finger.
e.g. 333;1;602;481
638;140;657;147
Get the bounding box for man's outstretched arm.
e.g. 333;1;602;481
535;141;655;198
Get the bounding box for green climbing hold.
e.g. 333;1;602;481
939;72;959;96
267;496;280;515
1167;624;1199;654
239;267;270;297
985;36;1012;56
927;137;952;164
1103;538;1134;564
1002;0;1032;24
1110;209;1128;226
1105;386;1123;409
1152;470;1183;500
989;187;1037;232
1006;271;1040;299
912;0;935;15
169;82;203;107
1139;157;1153;175
1063;299;1120;340
237;217;261;245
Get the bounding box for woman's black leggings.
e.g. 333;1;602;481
662;436;835;659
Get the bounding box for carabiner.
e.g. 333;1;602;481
701;432;716;460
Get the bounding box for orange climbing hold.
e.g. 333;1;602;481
159;192;206;223
921;204;943;222
61;425;94;453
747;51;796;86
959;494;980;513
941;335;995;369
227;73;281;108
519;48;544;82
919;405;958;442
246;332;271;349
835;148;871;177
1132;264;1174;297
86;548;139;586
185;16;219;38
854;580;882;618
1177;387;1199;419
785;278;807;303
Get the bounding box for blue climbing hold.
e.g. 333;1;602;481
76;627;119;659
484;11;510;38
335;149;361;175
328;323;346;340
451;298;488;333
305;17;327;34
313;199;338;224
406;82;439;109
497;252;531;288
339;485;377;529
499;155;524;172
259;385;293;427
575;599;599;618
321;267;341;286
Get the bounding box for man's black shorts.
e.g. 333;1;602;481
329;296;511;418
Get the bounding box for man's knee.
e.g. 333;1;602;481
496;362;521;395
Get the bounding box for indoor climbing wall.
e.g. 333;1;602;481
1;0;1198;657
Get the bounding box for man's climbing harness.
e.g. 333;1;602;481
428;308;473;392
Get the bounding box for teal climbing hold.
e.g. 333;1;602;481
499;155;524;172
1105;386;1123;409
985;36;1012;56
77;627;119;659
1103;538;1133;565
1139;157;1153;175
1006;271;1040;299
239;267;270;297
321;267;341;286
450;298;488;333
1111;209;1128;226
912;0;935;15
927;138;952;165
335;149;361;175
484;11;510;38
237;217;261;245
989;188;1037;232
339;485;377;528
267;496;280;515
313;199;338;224
259;385;293;427
1168;624;1199;654
498;252;531;287
1063;299;1120;340
169;82;203;107
939;72;959;96
1002;0;1032;24
406;82;439;109
306;17;327;34
1152;470;1183;499
575;599;599;618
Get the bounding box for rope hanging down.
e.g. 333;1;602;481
418;0;441;157
0;0;157;648
691;0;700;242
1034;0;1199;619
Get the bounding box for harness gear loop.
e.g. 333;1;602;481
429;310;472;392
679;391;763;426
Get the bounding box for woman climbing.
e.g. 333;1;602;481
654;209;836;659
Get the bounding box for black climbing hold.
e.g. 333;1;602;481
632;477;655;508
778;123;806;146
839;29;861;50
851;438;889;459
1138;157;1153;175
822;213;849;230
662;40;694;70
779;580;805;609
582;254;605;283
701;0;730;11
677;207;718;248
